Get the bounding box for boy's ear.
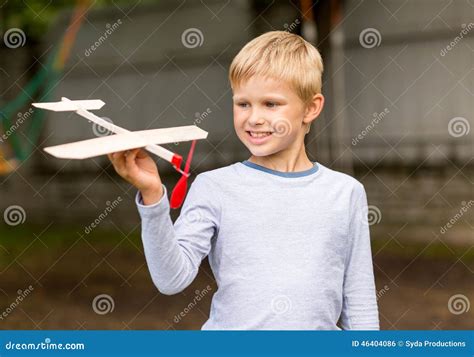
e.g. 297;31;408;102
303;93;324;125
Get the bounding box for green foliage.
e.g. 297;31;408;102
0;0;151;42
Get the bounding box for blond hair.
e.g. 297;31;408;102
229;31;324;104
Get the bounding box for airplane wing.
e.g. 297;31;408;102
32;99;105;111
43;125;208;159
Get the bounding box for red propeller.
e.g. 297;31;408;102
170;140;197;209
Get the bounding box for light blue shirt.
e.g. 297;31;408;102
135;161;380;330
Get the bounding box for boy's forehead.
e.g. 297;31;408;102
232;76;293;97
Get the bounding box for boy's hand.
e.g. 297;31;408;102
107;149;164;205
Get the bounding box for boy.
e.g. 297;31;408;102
108;31;380;330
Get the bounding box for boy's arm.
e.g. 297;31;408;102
135;174;219;295
340;184;380;330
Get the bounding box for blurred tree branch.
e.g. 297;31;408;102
0;0;154;43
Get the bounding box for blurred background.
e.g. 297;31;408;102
0;0;472;330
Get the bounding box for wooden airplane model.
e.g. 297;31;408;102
32;97;208;209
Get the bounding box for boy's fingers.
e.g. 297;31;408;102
109;150;145;181
125;149;139;167
109;152;121;161
110;151;127;175
136;148;149;159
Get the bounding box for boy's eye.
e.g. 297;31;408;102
265;101;278;108
237;102;249;108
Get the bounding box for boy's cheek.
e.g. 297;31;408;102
233;111;245;126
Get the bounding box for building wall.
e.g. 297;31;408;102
1;0;472;243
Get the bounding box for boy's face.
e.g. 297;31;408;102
232;76;320;158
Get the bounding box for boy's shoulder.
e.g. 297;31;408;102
316;162;365;192
194;162;240;183
189;163;241;191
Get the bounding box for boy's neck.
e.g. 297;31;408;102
248;148;314;173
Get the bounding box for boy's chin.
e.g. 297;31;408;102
247;145;279;157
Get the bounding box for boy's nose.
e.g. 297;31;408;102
247;110;266;126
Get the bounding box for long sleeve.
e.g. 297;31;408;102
340;184;380;330
135;174;220;295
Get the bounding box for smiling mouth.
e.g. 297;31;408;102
246;131;273;138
